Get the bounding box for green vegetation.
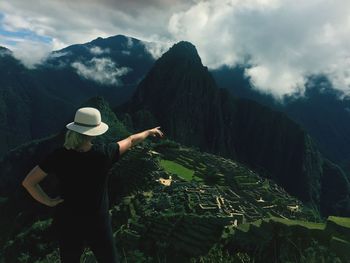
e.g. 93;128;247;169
222;216;350;262
328;215;350;228
159;159;196;181
190;245;251;263
269;216;325;229
2;219;56;262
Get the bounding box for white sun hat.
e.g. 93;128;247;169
66;107;109;136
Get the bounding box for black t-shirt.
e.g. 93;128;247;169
38;142;120;217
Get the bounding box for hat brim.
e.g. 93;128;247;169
66;122;109;136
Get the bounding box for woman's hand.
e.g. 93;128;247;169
23;166;64;207
47;196;64;207
149;126;164;138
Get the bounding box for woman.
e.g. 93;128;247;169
22;107;164;262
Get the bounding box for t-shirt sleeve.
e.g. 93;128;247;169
38;149;59;174
104;142;120;164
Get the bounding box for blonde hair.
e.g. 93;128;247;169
64;130;91;150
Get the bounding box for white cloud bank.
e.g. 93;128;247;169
142;38;173;60
168;0;350;100
1;0;350;99
71;58;131;86
11;40;53;68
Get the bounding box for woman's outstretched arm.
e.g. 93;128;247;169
22;165;64;207
117;126;164;156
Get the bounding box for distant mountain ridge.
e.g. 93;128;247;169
0;35;154;156
117;41;350;216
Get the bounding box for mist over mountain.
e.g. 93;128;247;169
117;41;350;216
0;35;154;156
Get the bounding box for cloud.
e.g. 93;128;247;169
1;0;350;100
143;38;172;59
10;40;53;68
244;65;305;99
121;50;131;56
0;1;193;54
89;46;110;55
168;0;350;100
126;37;133;49
44;51;71;68
71;57;131;85
0;0;194;68
48;51;71;59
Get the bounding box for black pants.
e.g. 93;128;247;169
53;212;120;263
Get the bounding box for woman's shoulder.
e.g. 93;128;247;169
91;142;110;152
92;142;120;163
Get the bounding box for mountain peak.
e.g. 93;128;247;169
90;34;137;46
123;40;216;115
158;41;203;67
169;41;198;55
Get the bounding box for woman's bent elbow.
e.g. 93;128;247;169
22;179;29;188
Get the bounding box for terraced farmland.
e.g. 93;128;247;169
107;142;326;262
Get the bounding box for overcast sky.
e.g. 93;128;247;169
1;0;350;100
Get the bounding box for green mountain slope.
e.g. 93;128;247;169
0;47;74;157
116;41;350;216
